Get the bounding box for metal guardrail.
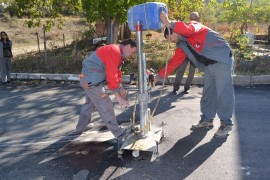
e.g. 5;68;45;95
10;73;270;86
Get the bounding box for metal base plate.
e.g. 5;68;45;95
119;128;163;155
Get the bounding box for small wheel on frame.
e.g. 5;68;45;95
118;149;124;155
132;150;140;157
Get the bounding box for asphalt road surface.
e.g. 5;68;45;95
0;84;269;180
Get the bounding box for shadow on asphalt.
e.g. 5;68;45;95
115;86;200;124
1;85;208;179
2;129;227;180
116;128;227;179
157;131;227;179
2;85;270;179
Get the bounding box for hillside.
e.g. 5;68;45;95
0;14;89;56
1;13;269;76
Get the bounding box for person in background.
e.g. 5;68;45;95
172;12;200;95
76;39;137;149
0;31;13;84
147;67;155;87
172;57;196;95
156;12;235;137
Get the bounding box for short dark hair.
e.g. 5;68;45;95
190;12;200;21
164;27;173;38
121;38;136;47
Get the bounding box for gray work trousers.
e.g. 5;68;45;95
174;58;196;91
0;57;11;82
200;61;235;125
76;78;124;137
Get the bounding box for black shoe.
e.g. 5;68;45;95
2;82;7;84
171;89;178;95
183;90;189;94
183;88;189;94
7;80;12;84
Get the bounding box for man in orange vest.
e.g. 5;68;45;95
156;12;235;137
77;39;137;147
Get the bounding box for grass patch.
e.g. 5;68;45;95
11;36;270;76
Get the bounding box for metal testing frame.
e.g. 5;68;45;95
118;21;164;157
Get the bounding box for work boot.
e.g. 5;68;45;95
214;122;232;137
75;123;95;135
191;120;213;129
171;89;178;95
183;87;189;94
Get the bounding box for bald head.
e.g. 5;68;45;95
190;12;200;21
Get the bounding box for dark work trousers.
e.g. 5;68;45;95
200;61;235;125
76;78;125;137
173;58;196;91
0;57;11;82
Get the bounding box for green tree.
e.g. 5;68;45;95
81;0;150;44
198;0;220;27
218;0;270;42
252;0;270;23
12;0;81;31
11;0;156;43
163;0;208;21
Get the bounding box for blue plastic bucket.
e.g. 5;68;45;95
127;2;168;32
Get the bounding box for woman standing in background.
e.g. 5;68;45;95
0;31;13;84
